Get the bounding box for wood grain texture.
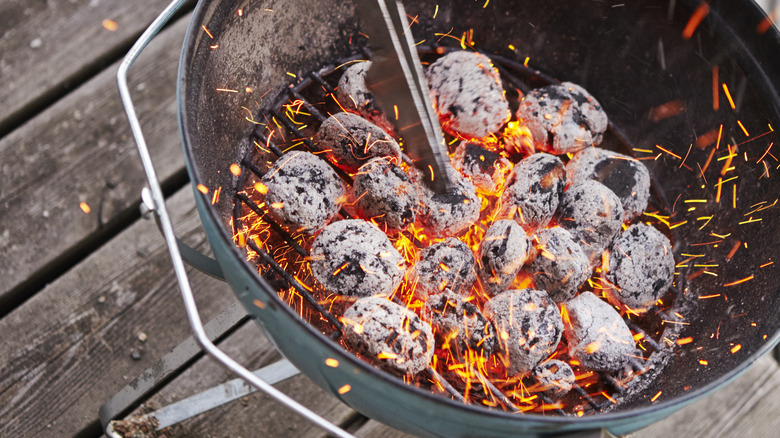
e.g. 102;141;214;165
0;0;192;134
0;13;192;307
132;322;356;438
0;188;237;437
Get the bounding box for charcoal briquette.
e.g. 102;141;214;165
483;289;563;376
477;219;529;297
525;227;590;303
566;147;650;222
412;164;481;238
499;153;567;234
516;82;608;154
562;291;635;372
342;296;434;376
556;180;624;266
425;291;499;356
451;141;512;193
336;61;396;135
426;51;510;138
315;112;401;173
261;151;346;232
310;219;405;297
353;158;419;233
533;359;575;398
605;223;675;311
410;237;477;300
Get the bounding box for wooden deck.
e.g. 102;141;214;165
1;0;779;437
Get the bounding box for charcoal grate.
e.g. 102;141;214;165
229;46;688;416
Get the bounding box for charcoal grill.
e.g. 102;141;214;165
114;0;780;436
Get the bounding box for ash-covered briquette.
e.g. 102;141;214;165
605;223;675;311
310;219;405;297
562;291;635;372
556;179;624;266
477;220;529;297
451;141;513;193
525;227;590;304
261;151;346;232
353;158;419;233
516;82;608;154
483;289;563;376
411;237;477;300
314;112;401;173
336;61;396;135
566;147;651;222
342;296;434;376
412;164;481;238
425;292;499;356
533;359;575;398
499;153;567;234
426;51;511;139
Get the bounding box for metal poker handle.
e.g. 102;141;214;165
116;1;355;437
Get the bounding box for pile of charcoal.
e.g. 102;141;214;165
253;50;676;404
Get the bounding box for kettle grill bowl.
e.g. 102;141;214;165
178;0;780;436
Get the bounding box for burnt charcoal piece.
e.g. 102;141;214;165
310;219;405;297
261;151;346;232
556;180;624;266
342;296;434;376
314;112;401;173
483;289;563;376
451;141;513;193
336;61;396;135
353;158;419;233
605;223;675;311
411;237;477;300
516;82;608;154
426;51;510;138
425;292;499;356
562;291;635;372
499;153;567;234
566;147;651;222
412;164;481;238
533;359;575;398
477;220;529;297
525;227;590;303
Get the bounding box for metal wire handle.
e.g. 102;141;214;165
116;1;355;437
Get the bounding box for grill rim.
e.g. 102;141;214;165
176;0;780;433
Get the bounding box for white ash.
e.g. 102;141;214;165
516;82;608;154
314;112;401;173
412;164;481;238
533;359;575;398
525;227;590;304
451;141;513;193
483;289;563;376
336;61;396;135
261;151;345;232
556;180;624;266
310;219;405;297
477;220;529;297
562;291;635;372
425;292;499;356
566;147;650;222
410;237;476;300
342;296;434;376
426;51;510;138
499;153;567;234
605;223;675;311
353;158;419;233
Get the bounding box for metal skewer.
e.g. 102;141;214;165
355;0;453;194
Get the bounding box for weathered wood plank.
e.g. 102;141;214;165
131;322;355;437
0;0;192;135
0;12;192;309
637;355;780;438
355;421;414;438
0;188;237;437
